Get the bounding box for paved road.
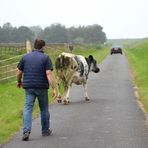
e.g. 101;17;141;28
2;54;148;148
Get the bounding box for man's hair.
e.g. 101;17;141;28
34;39;46;49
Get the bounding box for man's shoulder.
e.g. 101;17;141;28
34;50;49;57
22;52;32;59
43;53;49;58
23;51;50;62
24;51;48;56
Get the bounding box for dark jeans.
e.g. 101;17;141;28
23;89;50;134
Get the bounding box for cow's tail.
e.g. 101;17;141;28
55;55;70;69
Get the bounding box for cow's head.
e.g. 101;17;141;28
86;55;100;73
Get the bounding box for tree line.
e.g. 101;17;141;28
0;22;107;44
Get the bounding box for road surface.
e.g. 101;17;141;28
2;54;148;148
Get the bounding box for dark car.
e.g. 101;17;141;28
110;46;122;55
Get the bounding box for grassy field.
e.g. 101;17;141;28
125;39;148;113
0;45;109;144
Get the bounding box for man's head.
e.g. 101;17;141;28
34;39;46;50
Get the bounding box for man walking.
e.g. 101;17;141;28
16;39;56;141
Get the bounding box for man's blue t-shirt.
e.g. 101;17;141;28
17;50;53;89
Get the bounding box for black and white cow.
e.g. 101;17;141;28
55;52;100;105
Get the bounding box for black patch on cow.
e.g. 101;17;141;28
74;56;84;76
55;57;61;69
85;55;100;73
85;57;91;71
55;55;71;69
63;56;70;68
88;55;94;62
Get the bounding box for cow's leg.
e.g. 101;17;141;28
63;86;71;105
83;84;90;101
56;77;62;103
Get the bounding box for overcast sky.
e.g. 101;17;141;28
0;0;148;39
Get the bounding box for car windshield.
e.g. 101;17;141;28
111;45;122;49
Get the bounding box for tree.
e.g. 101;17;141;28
42;23;68;43
11;27;19;43
17;26;34;42
29;26;43;40
2;22;13;42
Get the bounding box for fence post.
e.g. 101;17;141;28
26;40;32;53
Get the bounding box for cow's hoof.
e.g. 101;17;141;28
56;96;62;103
57;99;62;103
85;97;90;101
63;100;70;105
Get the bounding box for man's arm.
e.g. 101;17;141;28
46;70;56;97
16;69;23;88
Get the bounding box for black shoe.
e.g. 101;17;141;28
42;129;52;136
22;132;30;141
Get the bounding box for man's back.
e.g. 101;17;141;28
18;50;53;89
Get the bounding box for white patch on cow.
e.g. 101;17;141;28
76;55;89;77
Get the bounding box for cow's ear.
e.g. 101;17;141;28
85;57;89;64
88;55;94;62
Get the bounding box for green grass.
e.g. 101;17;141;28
0;83;24;143
0;46;109;144
125;40;148;113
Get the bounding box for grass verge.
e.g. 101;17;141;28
125;40;148;113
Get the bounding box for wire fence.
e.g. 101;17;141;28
0;44;26;57
0;44;26;83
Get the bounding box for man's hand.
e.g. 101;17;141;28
46;70;57;98
17;81;23;88
52;88;56;97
